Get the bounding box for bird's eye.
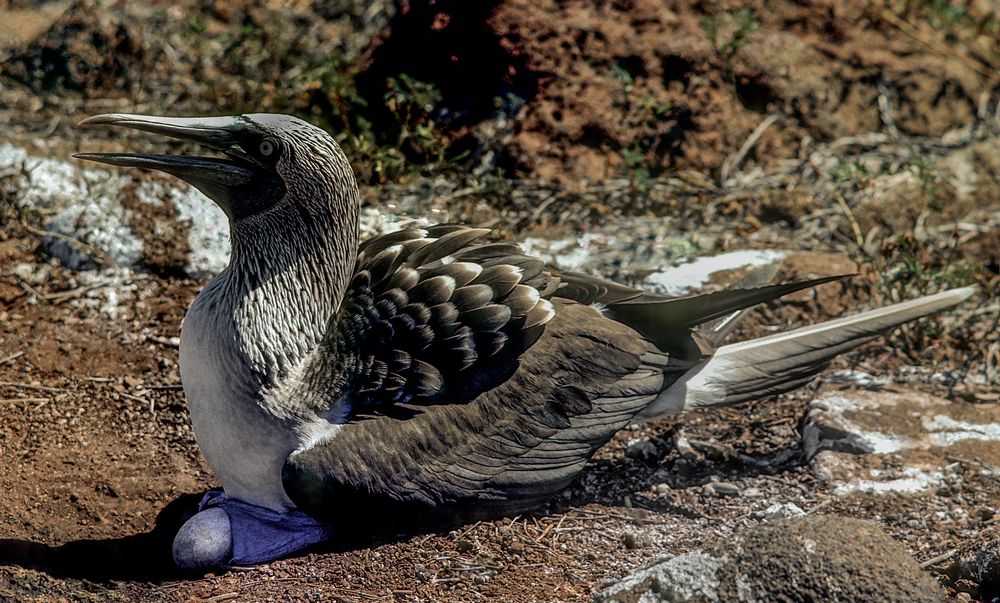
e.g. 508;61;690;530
259;138;277;158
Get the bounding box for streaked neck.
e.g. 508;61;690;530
219;196;359;387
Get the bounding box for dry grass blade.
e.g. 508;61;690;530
0;351;25;365
0;397;49;404
0;382;66;393
919;548;957;569
833;191;865;252
721;113;780;183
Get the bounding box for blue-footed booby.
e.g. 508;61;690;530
75;113;973;570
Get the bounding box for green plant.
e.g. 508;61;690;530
909;157;945;211
610;61;675;194
620;145;654;194
702;9;759;57
831;159;870;184
473;169;514;199
900;0;998;46
172;9;461;184
925;0;969;30
612;64;636;100
186;15;206;34
879;235;980;296
874;234;982;359
347;126;407;184
384;74;450;168
300;62;455;183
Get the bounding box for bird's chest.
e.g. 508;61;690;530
179;298;300;511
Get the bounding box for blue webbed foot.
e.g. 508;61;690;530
172;489;332;570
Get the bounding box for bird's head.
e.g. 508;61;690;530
76;113;357;223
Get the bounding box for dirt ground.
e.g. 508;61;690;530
1;0;999;602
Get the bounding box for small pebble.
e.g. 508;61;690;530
673;432;697;459
703;482;740;497
623;533;640;549
625;439;657;462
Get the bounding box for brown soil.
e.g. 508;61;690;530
120;174;193;277
360;0;1000;184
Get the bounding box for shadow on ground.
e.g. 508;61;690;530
0;491;451;583
550;422;810;518
0;493;203;583
0;434;806;584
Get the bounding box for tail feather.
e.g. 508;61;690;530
638;286;975;418
696;262;781;347
607;274;850;357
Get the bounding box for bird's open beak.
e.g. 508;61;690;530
74;113;262;216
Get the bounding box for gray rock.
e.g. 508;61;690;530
596;551;725;603
652;483;671;495
715;515;945;602
758;502;805;521
597;514;944;603
626;439;658;462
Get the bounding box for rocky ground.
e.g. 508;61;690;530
1;0;999;601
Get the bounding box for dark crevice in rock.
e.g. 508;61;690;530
353;0;542;137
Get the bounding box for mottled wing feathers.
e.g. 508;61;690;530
324;226;848;414
322;226;557;413
283;302;666;529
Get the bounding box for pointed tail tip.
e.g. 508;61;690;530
75;114;121;128
885;284;978;316
927;284;977;305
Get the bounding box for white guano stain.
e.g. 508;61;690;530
643;249;786;296
518;233;607;272
813;393;1000;496
923;415;1000;446
834;468;945;496
138;179;232;277
2;143;144;268
812;395;912;454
